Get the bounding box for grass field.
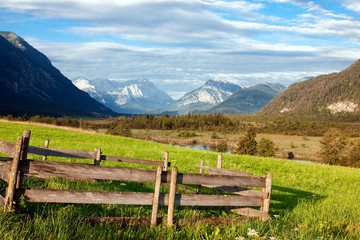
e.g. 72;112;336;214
0;122;360;239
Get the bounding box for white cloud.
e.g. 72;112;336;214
342;0;360;13
2;0;360;98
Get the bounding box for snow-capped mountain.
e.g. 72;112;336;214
155;79;244;115
209;82;286;114
73;78;174;114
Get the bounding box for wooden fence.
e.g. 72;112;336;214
0;130;272;226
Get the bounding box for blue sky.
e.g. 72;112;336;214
1;0;360;99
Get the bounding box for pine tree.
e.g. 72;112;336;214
236;127;257;155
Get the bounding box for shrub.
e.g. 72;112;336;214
258;137;277;157
107;123;132;137
216;140;228;153
318;128;348;165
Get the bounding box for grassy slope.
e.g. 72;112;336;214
0;122;359;239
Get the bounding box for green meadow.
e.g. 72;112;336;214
0;121;359;239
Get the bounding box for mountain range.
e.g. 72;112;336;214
73;78;173;114
0;32;115;117
0;31;289;117
260;59;360;115
154;79;244;115
209;82;286;114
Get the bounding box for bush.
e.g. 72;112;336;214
107;123;132;137
258;138;277;157
178;131;196;138
318;128;348;165
216;140;228;153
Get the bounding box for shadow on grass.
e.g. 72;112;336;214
270;185;324;215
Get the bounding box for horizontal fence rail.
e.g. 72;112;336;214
17;159;266;188
0;129;272;226
16;189;263;207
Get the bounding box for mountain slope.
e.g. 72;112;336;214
74;78;174;114
156;79;244;115
0;32;115;117
209;83;285;114
259;59;360;115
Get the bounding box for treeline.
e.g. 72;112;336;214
107;113;238;133
2;114;99;130
3;112;360;137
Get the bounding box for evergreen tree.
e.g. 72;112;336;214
236;127;257;155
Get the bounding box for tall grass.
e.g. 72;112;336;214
0;122;359;239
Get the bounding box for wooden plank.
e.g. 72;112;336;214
20;160;266;188
20;160;157;182
17;189;263;207
172;194;262;207
42;139;50;161
196;159;205;194
151;166;162;226
0;195;4;207
0;140;16;157
217;154;222;169
203;185;267;198
0;157;12;162
100;155;164;166
162;150;169;171
195;165;253;176
232;208;269;220
4;136;23;211
94;148;101;166
261;172;272;215
178;173;266;188
167;166;178;227
27;146;95;159
0;162;10;182
17;130;31;190
18;189;154;205
21;130;31;161
216;154;222;195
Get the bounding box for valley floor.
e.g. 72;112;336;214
131;129;322;162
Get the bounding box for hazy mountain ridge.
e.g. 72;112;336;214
74;78;174;114
209;82;286;114
0;32;115;117
259;59;360;115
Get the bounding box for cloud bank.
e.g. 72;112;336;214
1;0;360;99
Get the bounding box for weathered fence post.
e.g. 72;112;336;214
151;166;163;226
4;136;23;212
167;166;178;227
163;150;169;172
217;154;222;169
216;154;222;195
42;139;50;161
196;159;205;194
94;148;101;166
261;172;273;219
17;130;31;190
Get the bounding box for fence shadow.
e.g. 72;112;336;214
270;185;324;215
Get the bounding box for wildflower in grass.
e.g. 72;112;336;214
247;228;259;237
269;237;278;240
235;237;245;240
